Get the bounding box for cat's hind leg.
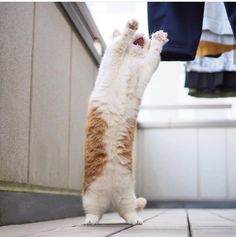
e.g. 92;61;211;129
114;191;145;225
121;197;147;225
83;189;109;225
123;211;143;225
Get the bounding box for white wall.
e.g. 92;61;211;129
138;62;236;124
136;127;236;201
135;58;236;201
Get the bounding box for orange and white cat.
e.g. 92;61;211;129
83;19;168;225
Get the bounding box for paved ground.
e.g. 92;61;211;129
1;209;236;236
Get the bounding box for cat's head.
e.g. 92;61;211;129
132;33;150;53
112;30;150;57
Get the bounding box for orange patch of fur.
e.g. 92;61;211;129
117;119;136;172
83;106;108;193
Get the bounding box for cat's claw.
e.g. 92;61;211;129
152;30;169;45
127;19;139;31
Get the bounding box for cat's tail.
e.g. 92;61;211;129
136;197;147;211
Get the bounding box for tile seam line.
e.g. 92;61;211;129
18;210;168;236
207;210;236;225
106;209;168;237
186;209;192;237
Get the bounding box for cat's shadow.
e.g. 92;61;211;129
77;223;130;227
93;223;130;226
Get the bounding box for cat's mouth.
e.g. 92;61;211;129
133;36;145;48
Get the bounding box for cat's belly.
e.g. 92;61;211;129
103;120;135;169
86;160;135;197
89;116;136;194
83;160;135;214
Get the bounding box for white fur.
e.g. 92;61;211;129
83;19;168;225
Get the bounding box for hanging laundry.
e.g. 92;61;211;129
197;42;236;58
186;51;236;73
185;51;236;98
197;2;236;57
148;2;236;61
184;2;236;98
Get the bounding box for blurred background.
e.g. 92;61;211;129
0;2;236;225
88;1;236;201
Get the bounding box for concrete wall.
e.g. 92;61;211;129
0;3;97;194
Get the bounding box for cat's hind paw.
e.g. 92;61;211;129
126;217;143;225
84;214;100;225
127;19;139;31
134;217;143;225
152;30;169;46
123;212;143;225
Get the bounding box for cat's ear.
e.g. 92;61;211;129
112;29;121;38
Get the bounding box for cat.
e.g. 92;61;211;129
83;19;168;225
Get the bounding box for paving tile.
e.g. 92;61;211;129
112;228;188;237
188;209;236;227
112;209;189;237
99;208;164;224
29;224;128;237
0;217;84;237
2;209;236;237
188;209;236;237
27;210;161;236
146;209;188;229
207;209;236;222
0;209;161;237
193;235;236;237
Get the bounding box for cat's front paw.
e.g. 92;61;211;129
127;19;139;31
152;30;169;46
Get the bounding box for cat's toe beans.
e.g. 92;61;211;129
127;19;139;31
152;31;169;44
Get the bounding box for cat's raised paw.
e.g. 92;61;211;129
127;19;139;31
152;30;169;45
84;214;100;225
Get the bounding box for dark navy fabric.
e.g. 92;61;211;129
224;2;236;38
185;71;236;91
148;2;236;61
148;2;205;61
185;70;236;98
